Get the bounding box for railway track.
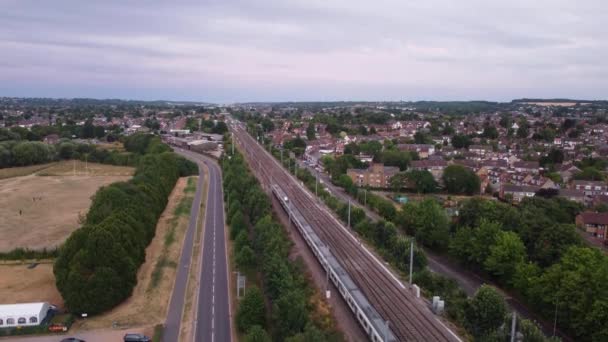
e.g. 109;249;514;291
233;125;460;342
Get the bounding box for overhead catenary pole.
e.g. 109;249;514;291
409;239;414;286
553;299;559;337
510;312;517;342
347;199;351;228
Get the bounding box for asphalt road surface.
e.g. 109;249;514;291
173;149;231;342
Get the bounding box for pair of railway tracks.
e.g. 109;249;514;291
233;126;459;342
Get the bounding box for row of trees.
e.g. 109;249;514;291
222;147;338;341
0;139;146;168
0;121;116;142
53;134;197;314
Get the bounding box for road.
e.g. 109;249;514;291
162;150;206;342
174;149;231;342
0;328;147;342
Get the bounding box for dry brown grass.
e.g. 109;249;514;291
0;174;131;252
74;176;197;331
38;160;134;177
0;162;57;179
0;263;64;309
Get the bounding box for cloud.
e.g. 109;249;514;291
0;0;607;102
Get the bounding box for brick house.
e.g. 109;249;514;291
571;180;608;196
576;212;608;240
500;184;540;202
347;163;400;188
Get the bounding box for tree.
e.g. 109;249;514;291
451;134;472;149
517;119;529;138
399;199;450;249
274;290;309;339
442;165;480;195
306;123;316;140
464;285;507;338
449;219;502;267
533;247;608;340
230;212;247;239
236;286;266;332
244;325;271;342
484;231;527;282
236;245;256;269
573;167;604;181
482;126;498;139
406;170;438;193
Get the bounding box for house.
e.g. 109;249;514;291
501;184;540;202
0;302;52;327
410;159;448;180
42;134;60;145
558;164;581;183
347;163;400;188
397;144;435;158
469;145;492;156
576;212;608;240
558;189;586;204
512;161;540;174
571;180;608;196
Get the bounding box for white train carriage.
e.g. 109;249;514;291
272;184;396;342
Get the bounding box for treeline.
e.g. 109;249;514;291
448;197;607;341
222;146;340;341
53;134;197;315
263;143;555;341
0;247;58;261
333;167;604;341
0;121;117;142
0;131;174;168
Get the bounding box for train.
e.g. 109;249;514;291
272;184;397;342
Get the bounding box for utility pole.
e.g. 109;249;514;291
510;312;517;342
315;172;318;197
347;200;351;228
409;239;414;287
553;299;558;337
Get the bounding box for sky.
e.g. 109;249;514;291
1;0;607;103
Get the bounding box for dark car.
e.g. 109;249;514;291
123;333;151;342
60;338;85;342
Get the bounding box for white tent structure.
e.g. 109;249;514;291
0;302;50;327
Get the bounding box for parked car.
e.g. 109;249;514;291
123;333;151;342
60;338;85;342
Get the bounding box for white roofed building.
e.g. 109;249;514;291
0;302;51;327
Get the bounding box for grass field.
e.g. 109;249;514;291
0;162;57;179
0;161;134;252
0;263;64;308
38;160;134;177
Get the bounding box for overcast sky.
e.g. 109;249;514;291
1;0;607;102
